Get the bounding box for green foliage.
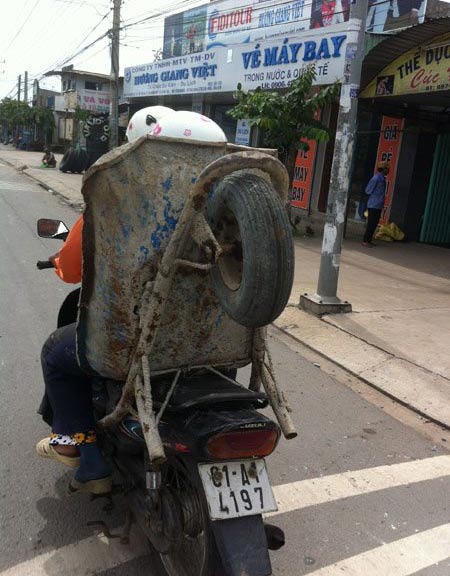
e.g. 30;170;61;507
0;97;55;134
74;106;90;122
228;65;339;163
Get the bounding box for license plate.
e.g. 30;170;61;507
198;459;277;520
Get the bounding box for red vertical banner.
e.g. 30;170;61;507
291;141;317;210
375;116;404;224
291;110;321;210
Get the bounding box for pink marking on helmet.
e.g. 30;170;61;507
200;116;211;122
152;124;162;135
184;128;192;136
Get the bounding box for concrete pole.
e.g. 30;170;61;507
109;0;121;149
300;0;369;316
24;71;28;104
17;75;21;101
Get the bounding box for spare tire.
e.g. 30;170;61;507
207;171;294;327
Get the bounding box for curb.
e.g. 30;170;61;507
274;308;450;431
1;155;83;211
22;170;84;211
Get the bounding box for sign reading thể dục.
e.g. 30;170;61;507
362;33;450;98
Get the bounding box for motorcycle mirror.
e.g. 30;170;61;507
37;218;69;240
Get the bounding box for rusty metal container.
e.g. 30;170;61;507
76;137;277;380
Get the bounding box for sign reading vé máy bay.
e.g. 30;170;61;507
123;23;359;98
362;33;450;98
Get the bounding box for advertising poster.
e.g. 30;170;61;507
291;110;320;209
310;0;350;29
291;144;317;209
163;0;314;55
163;13;184;58
206;0;312;49
181;6;208;56
374;116;404;225
362;33;450;98
366;0;427;33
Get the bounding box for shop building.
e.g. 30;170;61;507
123;0;450;246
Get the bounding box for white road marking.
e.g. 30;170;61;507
268;455;450;516
0;532;149;576
1;456;449;575
306;523;450;576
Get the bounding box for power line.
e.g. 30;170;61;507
3;0;43;54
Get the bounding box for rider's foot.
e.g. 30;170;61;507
36;438;80;468
54;444;79;457
68;443;112;495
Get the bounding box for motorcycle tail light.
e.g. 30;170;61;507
206;428;279;460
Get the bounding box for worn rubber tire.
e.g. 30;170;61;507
208;171;294;327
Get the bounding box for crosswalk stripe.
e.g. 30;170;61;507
0;532;149;576
268;455;450;516
306;523;450;576
1;456;449;575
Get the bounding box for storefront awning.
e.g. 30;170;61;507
361;17;450;90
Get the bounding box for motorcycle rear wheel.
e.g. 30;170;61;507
156;457;225;576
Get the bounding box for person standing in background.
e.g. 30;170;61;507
362;162;390;247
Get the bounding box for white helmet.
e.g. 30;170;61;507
126;106;174;142
151;111;227;143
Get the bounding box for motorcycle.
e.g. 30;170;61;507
36;218;286;576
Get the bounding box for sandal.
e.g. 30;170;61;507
68;476;112;495
36;438;80;469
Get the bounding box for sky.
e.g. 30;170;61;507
0;0;206;100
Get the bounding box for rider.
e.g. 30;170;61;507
36;106;175;494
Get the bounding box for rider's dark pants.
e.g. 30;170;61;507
41;323;95;436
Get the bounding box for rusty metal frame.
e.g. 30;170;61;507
98;150;297;464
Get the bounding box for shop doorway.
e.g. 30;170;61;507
420;133;450;246
403;132;437;242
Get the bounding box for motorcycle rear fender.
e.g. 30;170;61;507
212;515;272;576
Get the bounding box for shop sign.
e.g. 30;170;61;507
291;110;320;209
77;89;110;113
235;119;251;145
362;33;450;98
124;26;357;98
374;116;404;224
291;145;317;209
163;0;354;58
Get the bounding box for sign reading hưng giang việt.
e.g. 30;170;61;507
124;24;358;98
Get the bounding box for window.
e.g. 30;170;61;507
85;81;101;91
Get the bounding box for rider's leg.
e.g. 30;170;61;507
40;323;111;488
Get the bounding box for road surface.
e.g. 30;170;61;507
0;162;449;576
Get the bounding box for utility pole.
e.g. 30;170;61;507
109;0;121;149
300;0;369;316
24;71;28;104
17;75;21;101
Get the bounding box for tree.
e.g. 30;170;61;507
0;98;55;145
228;65;339;187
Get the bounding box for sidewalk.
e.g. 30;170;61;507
0;145;84;208
278;236;450;428
2;146;450;428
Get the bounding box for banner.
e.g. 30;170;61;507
77;89;110;113
362;33;450;98
374;116;404;225
235;119;251;145
124;26;357;98
291;110;320;209
366;0;427;33
291;145;317;209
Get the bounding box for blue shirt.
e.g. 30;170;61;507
365;172;386;209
